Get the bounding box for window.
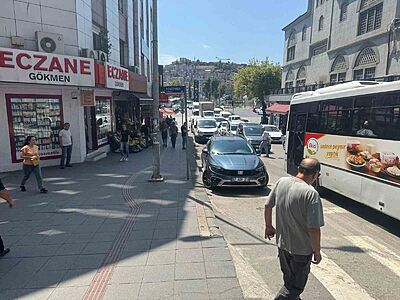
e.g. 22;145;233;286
302;26;307;41
330;55;347;83
118;0;124;13
296;66;307;86
119;39;128;67
360;0;379;10
340;2;348;21
358;3;383;35
287;31;296;61
7;96;63;163
318;16;324;31
96;98;112;146
285;70;294;89
353;48;377;80
312;43;327;56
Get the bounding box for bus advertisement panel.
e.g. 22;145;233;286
304;133;400;186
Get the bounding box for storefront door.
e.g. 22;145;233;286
84;107;97;153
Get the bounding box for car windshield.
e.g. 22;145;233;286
221;122;228;128
211;139;254;155
231;116;240;120
193;105;199;109
198;119;217;128
204;111;214;117
215;118;226;122
244;126;263;136
264;126;280;132
193;111;199;116
230;124;238;131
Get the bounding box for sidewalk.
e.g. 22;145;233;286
0;136;243;300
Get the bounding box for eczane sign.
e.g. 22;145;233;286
0;47;95;87
105;63;129;90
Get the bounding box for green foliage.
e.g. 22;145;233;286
169;79;182;86
98;27;112;58
233;58;282;103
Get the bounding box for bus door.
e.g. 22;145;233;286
287;113;307;175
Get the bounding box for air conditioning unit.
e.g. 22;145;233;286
95;50;107;62
36;32;64;54
81;48;96;59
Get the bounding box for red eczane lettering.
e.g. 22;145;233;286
0;51;14;68
33;54;48;71
80;60;91;75
16;53;32;70
48;57;63;72
64;58;78;74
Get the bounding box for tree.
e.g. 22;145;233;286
233;58;281;123
202;77;221;101
169;79;182;86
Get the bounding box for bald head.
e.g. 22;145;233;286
298;158;321;176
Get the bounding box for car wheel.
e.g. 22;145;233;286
202;170;215;190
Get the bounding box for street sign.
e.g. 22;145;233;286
162;86;186;95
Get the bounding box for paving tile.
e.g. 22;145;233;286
128;229;154;240
118;250;149;267
175;262;206;280
203;247;232;262
14;234;46;246
174;279;209;300
90;232;118;242
201;237;226;248
0;257;22;273
142;264;175;282
43;255;76;270
147;250;176;265
81;241;113;254
110;266;145;284
150;239;177;251
7;245;61;258
155;220;178;229
0;288;55;300
55;243;87;256
72;254;106;269
58;269;97;287
64;233;95;244
25;269;66;288
176;248;204;263
48;286;88;300
123;239;152;251
131;221;156;231
138;281;174;300
205;261;237;278
207;278;244;299
40;234;71;245
103;283;141;300
153;229;177;239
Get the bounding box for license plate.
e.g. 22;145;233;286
233;177;249;182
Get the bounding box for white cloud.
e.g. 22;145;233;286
159;54;178;65
202;44;211;49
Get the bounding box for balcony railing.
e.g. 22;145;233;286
270;75;400;95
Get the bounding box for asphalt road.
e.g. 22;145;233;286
194;108;400;300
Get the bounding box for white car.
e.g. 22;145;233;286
214;108;222;117
262;125;283;143
220;111;232;119
218;121;230;135
229;121;242;135
203;111;215;118
228;115;241;122
194;118;218;143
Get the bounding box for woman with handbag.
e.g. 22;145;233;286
20;136;48;193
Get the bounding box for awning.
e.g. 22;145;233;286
266;104;290;114
159;108;175;116
133;92;153;106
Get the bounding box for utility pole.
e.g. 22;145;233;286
150;0;163;181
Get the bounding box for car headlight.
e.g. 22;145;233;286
209;165;223;172
197;131;203;136
256;163;265;173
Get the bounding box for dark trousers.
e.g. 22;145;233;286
171;134;177;148
60;145;72;167
162;132;168;147
182;135;187;149
0;235;4;252
274;248;312;300
21;164;43;190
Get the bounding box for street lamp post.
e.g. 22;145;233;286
150;0;163;181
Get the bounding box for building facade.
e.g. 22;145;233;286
0;0;155;172
269;0;400;103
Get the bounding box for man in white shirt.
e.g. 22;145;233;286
59;123;73;169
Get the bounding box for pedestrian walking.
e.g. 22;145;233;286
181;122;188;149
20;136;48;193
59;123;73;169
169;122;178;149
161;120;169;148
264;158;324;300
166;115;172;127
260;129;272;157
0;179;14;257
120;124;130;161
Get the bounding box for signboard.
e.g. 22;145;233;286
80;90;95;106
105;63;129;90
0;47;95;86
304;133;400;186
162;86;186;95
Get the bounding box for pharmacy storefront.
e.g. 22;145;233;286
0;47;96;172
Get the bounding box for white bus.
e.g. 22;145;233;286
286;81;400;220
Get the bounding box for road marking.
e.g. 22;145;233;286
346;235;400;278
228;245;274;299
312;251;375;300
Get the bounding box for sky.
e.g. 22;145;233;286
158;0;308;66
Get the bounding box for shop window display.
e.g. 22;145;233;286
7;96;63;162
96;98;112;146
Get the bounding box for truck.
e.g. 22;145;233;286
199;101;215;118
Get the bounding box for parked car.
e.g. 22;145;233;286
194;118;218;143
201;136;269;189
262;125;283;143
236;124;265;154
